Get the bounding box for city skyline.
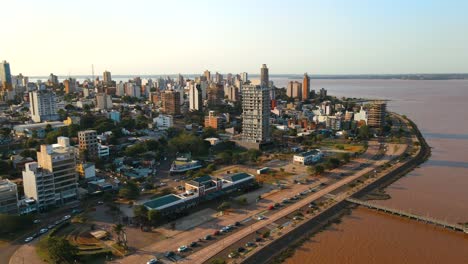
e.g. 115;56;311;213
2;0;468;76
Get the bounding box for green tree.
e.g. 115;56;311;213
358;125;370;139
339;153;351;163
314;165;325;175
119;181;140;200
147;210;161;226
113;224;128;248
43;236;78;263
133;205;148;223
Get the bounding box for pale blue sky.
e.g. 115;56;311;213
2;0;468;75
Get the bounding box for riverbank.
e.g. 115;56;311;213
242;114;431;264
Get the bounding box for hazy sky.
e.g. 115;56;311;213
2;0;468;76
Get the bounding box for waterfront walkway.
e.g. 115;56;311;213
346;197;468;234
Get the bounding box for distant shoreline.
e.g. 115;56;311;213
28;74;468;81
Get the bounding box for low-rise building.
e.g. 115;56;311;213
153;114;173;130
293;149;323;165
76;162;96;181
13;121;67;138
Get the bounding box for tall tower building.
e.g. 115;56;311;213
302;73;310;100
48;73;59;86
207;83;224;106
189;83;203;111
162;90;181;115
78;130;99;160
103;71;112;86
0;60;12;91
260;64;269;87
204;70;211;82
29;90;59;122
241;72;248;83
23;137;78;209
242;84;271;145
368;101;387;129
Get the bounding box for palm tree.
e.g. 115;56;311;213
113;224;127;248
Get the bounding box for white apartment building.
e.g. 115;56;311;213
241;84;271;144
23;137;78;209
189;83;202;111
96;93;113;110
154;114;173;130
29;90;59;122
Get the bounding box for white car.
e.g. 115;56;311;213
24;237;34;243
63;215;71;220
256;215;266;220
146;258;158;264
39;228;48;234
178;245;188;252
33;219;41;224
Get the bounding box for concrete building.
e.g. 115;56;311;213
354;106;368;124
225;85;239;102
320;88;327;99
95;93;112;110
103;71;112;86
76;162;96;181
13;121;67;138
293;149;323;165
63;78;76;94
0;60;13;91
189;83;202;111
203;70;211;82
154;114;173;130
125;83;141;98
162;90;180;115
98;144;110;159
241;72;248;83
303;73;310;100
286;81;302;100
108;110;121;123
23;137;78;209
0;179;18;214
205;111;222;129
260;64;269;87
207;83;224;106
78;130;99;160
29;90;59;122
242;84;271;145
368;102;387;129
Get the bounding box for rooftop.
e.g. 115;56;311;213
223;172;253;183
144;194;182;209
295;149;321;157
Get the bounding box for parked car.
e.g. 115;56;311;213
33;219;41;224
39;228;48;234
237;247;246;253
204;234;212;240
256;215;266;220
164;251;175;258
24;237;34;243
213;230;220;236
177;245;188;252
146;258;158;264
245;242;256;247
189;241;198;247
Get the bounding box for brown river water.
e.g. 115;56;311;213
270;79;468;264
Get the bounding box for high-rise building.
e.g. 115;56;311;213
125;83;141;98
215;72;223;84
241;72;248;83
319;88;327;99
302;73;310;100
48;73;59;86
103;71;112;86
368;102;387;128
242;84;271;144
95;93;113;110
63;78;76;94
286;81;302;100
260;64;269;87
0;60;13;91
207;83;224;106
226;85;239;102
116;81;125;96
29;90;59;122
189;83;202;111
23;137;78;209
0;179;18;214
162;90;181;115
78;130;99;160
204;70;211;82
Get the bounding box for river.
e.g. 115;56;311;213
274;79;468;264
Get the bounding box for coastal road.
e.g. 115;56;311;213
182;142;403;263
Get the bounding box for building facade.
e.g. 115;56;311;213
0;179;18;214
242;84;271;144
29;90;59;123
189;83;202;111
303;73;310;100
78;130;99;160
368;102;387;128
95;93;113;110
162;90;181;115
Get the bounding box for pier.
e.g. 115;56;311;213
346;197;468;234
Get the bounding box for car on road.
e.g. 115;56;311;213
220;227;230;233
146;258;158;264
97;201;104;205
189;241;198;247
63;215;71;220
24;236;34;243
164;251;175;258
256;215;266;220
237;247;246;253
204;234;212;240
255;237;263;242
282;198;289;203
245;242;256;247
234;221;241;226
293;216;302;220
48;224;55;229
177;245;188;252
33;219;41;224
213;230;221;236
39;228;49;234
228;251;239;258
